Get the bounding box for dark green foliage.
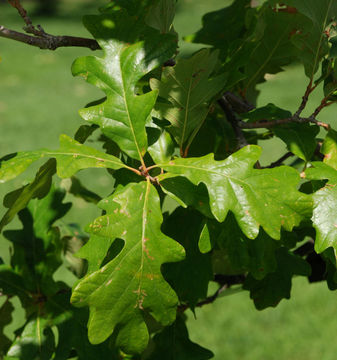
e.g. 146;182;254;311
1;0;337;358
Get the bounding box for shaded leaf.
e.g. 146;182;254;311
3;187;71;295
285;0;337;78
147;127;175;164
71;181;185;353
186;0;251;60
150;49;226;153
241;103;292;123
0;300;14;355
148;316;213;360
160;145;311;239
243;247;311;310
273;123;319;161
159;174;213;219
72;12;177;161
162;208;213;308
0;159;55;232
145;0;176;34
204;213;279;280
6;318;55;360
241;7;300;92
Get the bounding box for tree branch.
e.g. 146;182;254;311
262;151;294;168
218;95;249;149
0;25;100;50
178;275;245;313
238;115;330;131
2;0;100;51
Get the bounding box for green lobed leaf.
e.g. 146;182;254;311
150;49;226;154
71;181;185;353
306;161;337;253
243;247;311;310
72;12;177;161
148;316;214;360
46;292;113;360
160;145;311;240
0;134;125;184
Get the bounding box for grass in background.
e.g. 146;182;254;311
1;1;337;359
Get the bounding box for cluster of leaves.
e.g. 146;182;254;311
1;0;337;358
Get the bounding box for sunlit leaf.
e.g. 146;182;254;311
71;181;185;353
72;12;177;161
161;145;311;239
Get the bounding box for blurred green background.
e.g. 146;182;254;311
1;1;337;359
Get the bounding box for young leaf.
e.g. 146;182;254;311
71;181;185;353
161;145;311;240
306;162;337;253
243;247;311;310
150;49;226;155
72;12;177;163
148;316;214;360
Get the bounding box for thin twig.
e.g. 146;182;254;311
239;116;330;131
262;152;294;168
218;95;249;149
294;80;315;117
311;97;336;118
178;274;245;313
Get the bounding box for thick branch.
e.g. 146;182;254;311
0;25;100;50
